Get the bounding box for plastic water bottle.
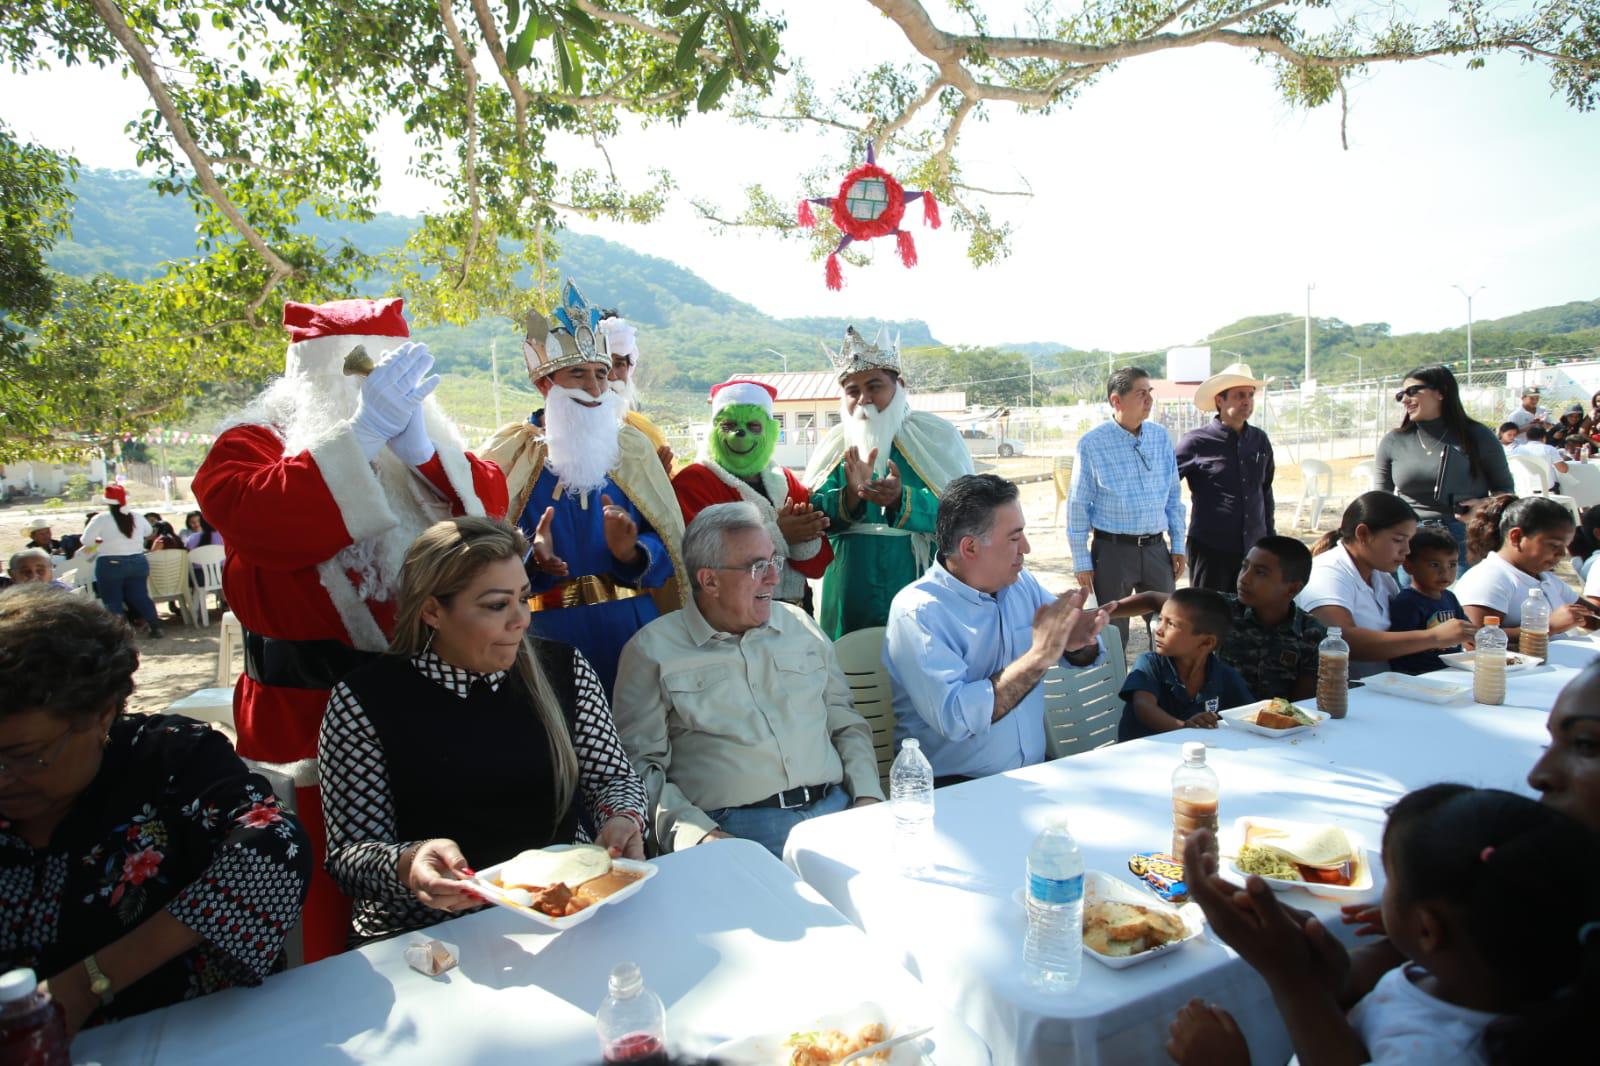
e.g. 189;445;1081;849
1171;742;1220;858
0;969;70;1066
596;962;667;1064
1520;589;1550;662
1475;616;1508;706
1316;627;1350;719
1024;817;1084;992
889;738;935;873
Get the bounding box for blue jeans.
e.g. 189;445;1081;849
96;554;159;626
706;784;851;859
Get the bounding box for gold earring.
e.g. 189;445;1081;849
422;626;436;656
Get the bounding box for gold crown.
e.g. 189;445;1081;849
822;325;900;382
522;280;610;382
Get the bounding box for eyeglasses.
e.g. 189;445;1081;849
715;555;785;581
0;728;76;780
1130;437;1151;472
1394;384;1435;402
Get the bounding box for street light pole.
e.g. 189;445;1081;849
1304;282;1316;385
1343;351;1362;385
1452;284;1484;386
762;347;789;374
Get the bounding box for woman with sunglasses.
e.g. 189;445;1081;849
0;587;312;1038
1376;365;1512;567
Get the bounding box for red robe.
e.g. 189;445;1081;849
672;462;833;596
192;419;507;960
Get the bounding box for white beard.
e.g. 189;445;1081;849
842;384;910;477
544;385;625;497
608;375;640;412
243;371;362;455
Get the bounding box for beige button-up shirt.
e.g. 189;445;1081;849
613;595;885;852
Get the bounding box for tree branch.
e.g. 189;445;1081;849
573;0;733;67
206;155;298;179
468;0;535;204
439;0;481;289
872;77;946;153
87;0;294;315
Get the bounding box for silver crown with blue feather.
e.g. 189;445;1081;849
822;325;900;382
522;279;610;382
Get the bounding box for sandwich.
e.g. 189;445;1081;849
1250;698;1317;730
1082;901;1188;957
1247;824;1356;885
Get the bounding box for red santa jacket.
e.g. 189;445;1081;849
192;421;508;774
672;461;834;586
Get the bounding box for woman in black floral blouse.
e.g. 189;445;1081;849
319;517;649;944
0;586;311;1036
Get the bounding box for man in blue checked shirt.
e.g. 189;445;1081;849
1068;366;1186;650
885;474;1108;784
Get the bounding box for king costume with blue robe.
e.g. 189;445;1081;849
484;410;685;695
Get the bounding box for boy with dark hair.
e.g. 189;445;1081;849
1219;536;1327;701
1117;587;1253;741
1389;526;1465;675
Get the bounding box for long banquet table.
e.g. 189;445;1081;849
72;839;990;1065
784;664;1579;1065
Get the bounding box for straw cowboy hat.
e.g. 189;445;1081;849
1194;362;1265;412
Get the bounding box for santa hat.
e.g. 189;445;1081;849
281;298;409;376
101;484;128;507
710;378;777;418
597;316;640;366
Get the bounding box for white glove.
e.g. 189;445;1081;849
389;403;436;467
350;343;439;461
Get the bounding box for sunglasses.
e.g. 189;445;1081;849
1394;384;1435;402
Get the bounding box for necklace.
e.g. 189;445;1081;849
1415;424;1448;456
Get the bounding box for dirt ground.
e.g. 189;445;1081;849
3;457;1580;718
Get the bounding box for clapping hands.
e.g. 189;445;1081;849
1028;587;1107;664
777;499;829;543
842;447;901;512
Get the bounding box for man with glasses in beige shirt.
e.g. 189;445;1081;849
613;502;883;856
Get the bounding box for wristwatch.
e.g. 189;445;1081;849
83;954;113;1006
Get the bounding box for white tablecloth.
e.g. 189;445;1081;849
1548;632;1600;669
784;665;1579;1065
73;839;990;1065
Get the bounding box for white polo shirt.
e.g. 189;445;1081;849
1452;551;1576;627
1295;543;1400;678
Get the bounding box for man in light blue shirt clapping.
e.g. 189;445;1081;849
884;474;1108;784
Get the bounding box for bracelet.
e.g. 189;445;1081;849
83;953;113;1006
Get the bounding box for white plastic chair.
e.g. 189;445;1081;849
54;557;93;594
1349;460;1377;494
1052;455;1074;527
1558;462;1600;512
143;549;194;625
833;626;896;793
1508;455;1582;524
217;610;244;686
187;544;227;626
1292;459;1337;531
1043;625;1128;759
165;685;236;728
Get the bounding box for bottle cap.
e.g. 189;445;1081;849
1484;616;1501;626
1182;741;1206;762
1325;626;1341;638
0;968;37;1004
608;962;642;998
902;738;920;750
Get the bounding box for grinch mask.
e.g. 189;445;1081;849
710;402;778;478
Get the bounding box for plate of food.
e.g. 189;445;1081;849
1226;817;1375;900
707;1002;927;1065
1440;650;1542;672
1219;698;1327;737
1013;870;1203;968
1361;671;1472;704
465;844;655;930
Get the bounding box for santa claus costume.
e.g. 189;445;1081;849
192;298;507;959
672;379;832;604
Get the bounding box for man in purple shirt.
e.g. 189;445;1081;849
1176;363;1275;594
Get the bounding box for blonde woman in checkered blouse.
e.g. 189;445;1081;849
318;517;648;944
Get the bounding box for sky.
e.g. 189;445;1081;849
3;1;1598;357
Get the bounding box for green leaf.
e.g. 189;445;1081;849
507;0;520;35
555;31;583;94
675;12;709;71
507;20;538;70
573;30;606;63
529;9;556;40
697;65;733;112
662;0;694;15
561;4;599;37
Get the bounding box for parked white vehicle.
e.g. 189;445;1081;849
960;427;1024;458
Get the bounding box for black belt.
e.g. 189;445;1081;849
242;626;380;691
740;782;833;811
1093;529;1167;547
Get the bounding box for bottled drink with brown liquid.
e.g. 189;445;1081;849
1316;627;1350;720
1475;617;1508;706
1171;742;1219;858
1519;589;1550;663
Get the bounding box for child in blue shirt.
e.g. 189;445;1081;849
1389;526;1465;675
1118;588;1255;742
